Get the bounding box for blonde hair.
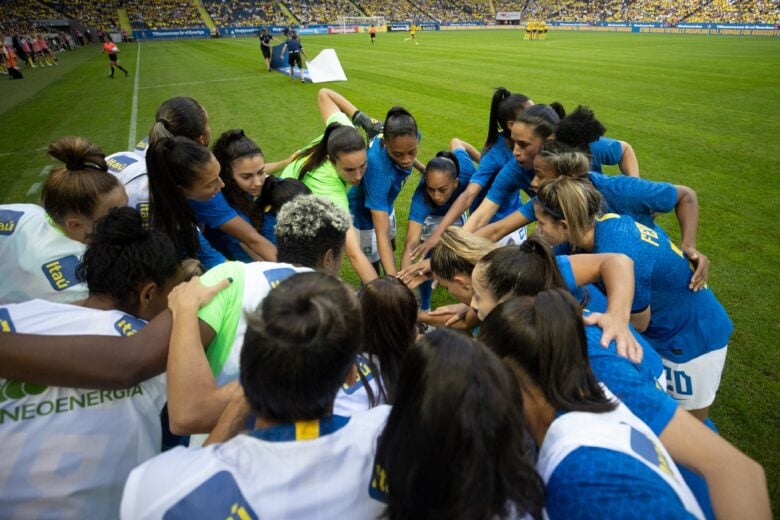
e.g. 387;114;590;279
537;142;590;179
430;227;499;280
535;177;603;248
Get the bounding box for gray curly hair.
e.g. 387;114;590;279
276;195;351;267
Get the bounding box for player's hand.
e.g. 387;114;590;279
582;311;643;364
168;276;232;315
683;247;709;291
410;236;439;262
429;303;469;326
398;259;431;289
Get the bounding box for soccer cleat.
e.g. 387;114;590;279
352;110;384;141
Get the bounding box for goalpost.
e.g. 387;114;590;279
339;16;386;34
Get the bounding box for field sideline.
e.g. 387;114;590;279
1;30;778;505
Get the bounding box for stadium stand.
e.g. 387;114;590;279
125;0;205;30
204;0;287;27
284;0;363;25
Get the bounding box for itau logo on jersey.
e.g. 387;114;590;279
41;255;81;291
0;209;25;236
106;154;139;174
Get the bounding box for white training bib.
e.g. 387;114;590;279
0;300;166;519
0;203;87;304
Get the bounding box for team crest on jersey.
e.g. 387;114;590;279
629;426;673;477
40;255;81;291
263;267;297;289
163;471;258;520
106;154;139;174
342;355;375;394
114;314;146;336
0;209;24;236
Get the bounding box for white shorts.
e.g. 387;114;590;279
661;346;727;410
359;211;396;263
420;212;467;242
496;225;527;247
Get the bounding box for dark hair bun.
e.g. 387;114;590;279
92;207;145;245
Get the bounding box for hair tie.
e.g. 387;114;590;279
157;118;171;130
66;160;105;172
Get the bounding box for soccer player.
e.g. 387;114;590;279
349;106;423;276
401;143;477;311
479;290;770;519
371;329;545;519
103;36;128;78
120;271;389;519
280;32;307;82
369;24;377;44
404;87;534;263
0;137;127;304
534;177;731;421
281;87;384;283
0;207;179;518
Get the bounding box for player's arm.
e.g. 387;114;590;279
475;210;530;242
371;209;397;276
618;140;639;177
451;137;481;162
0;312;176;389
462;198;500;233
219;216;277;261
401;220;423;271
569;253;642;362
410;182;482;260
265;149;302;174
346;226;379;284
659;407;771;520
673;184;708;291
166;276;236;435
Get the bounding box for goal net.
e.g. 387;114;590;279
338;16;386;34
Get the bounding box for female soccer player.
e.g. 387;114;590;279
408;87;533;261
479;141;709;289
345;276;418;410
281;88;384;283
102;36;128;78
479;290;769;519
400;142;478;311
0;136;127;303
199;129;296;262
0;207;179;518
372;329;545;519
349;106;423;276
534;177;732;420
121;272;389;519
147;136;278;268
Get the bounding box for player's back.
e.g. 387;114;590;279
0;203;87;304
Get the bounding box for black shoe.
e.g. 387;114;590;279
352;110;384;141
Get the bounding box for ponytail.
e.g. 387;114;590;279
43;136;121;225
535;177;603;249
149;97;208;146
474;238;566;302
483;87;532;154
479;289;615;413
299;123;365;180
147;136;212;257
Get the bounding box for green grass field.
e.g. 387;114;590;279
1;30;778;507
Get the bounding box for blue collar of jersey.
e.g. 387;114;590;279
248;415;350;442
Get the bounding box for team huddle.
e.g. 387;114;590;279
0;87;770;519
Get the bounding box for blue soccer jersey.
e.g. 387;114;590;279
189;192;253;263
349;136;413;230
408;148;475;224
517;173;677;230
592;214;732;363
557;255;665;384
481;159;530;221
588;172;677;229
467;136;523;222
589;136;623;173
